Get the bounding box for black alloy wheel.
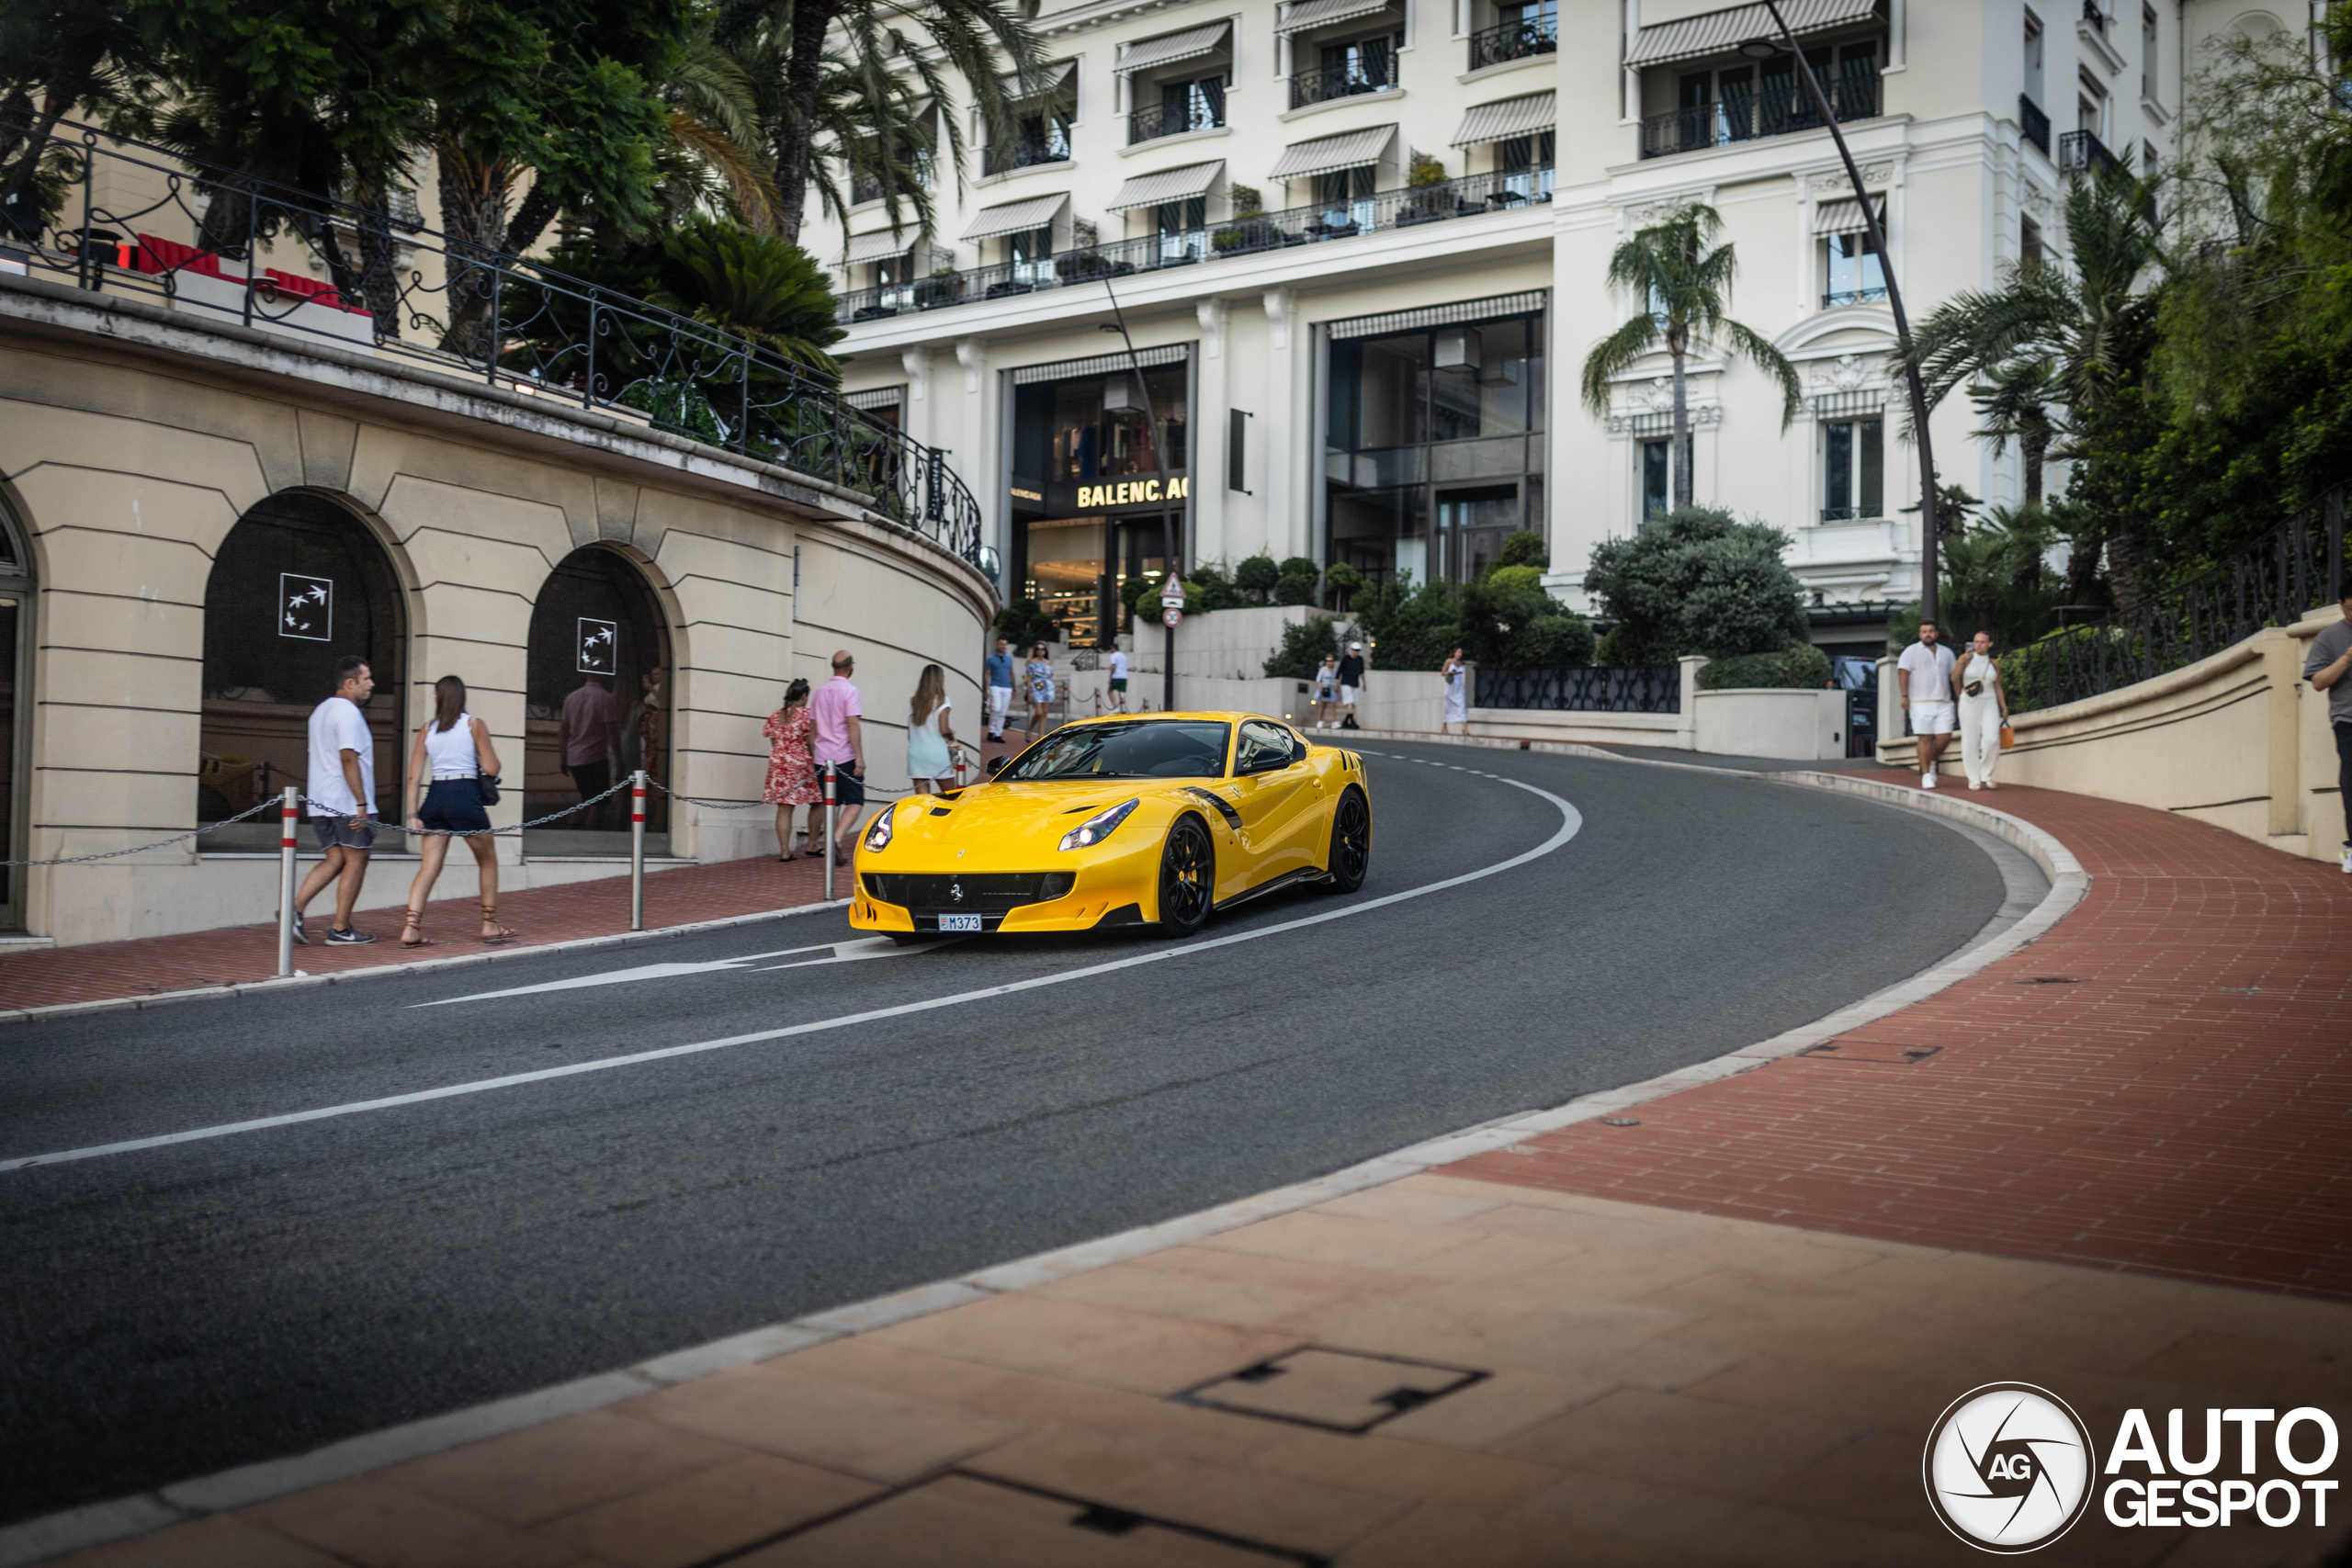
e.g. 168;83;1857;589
1325;787;1371;892
1158;816;1214;935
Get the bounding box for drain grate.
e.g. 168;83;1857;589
2016;976;2087;985
1176;1347;1485;1434
1800;1041;1942;1065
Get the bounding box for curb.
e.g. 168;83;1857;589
0;898;853;1028
0;742;2089;1567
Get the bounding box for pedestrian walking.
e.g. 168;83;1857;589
292;654;379;945
983;636;1014;741
809;649;868;862
1338;640;1367;729
762;678;819;860
906;663;959;795
1441;647;1469;735
1312;654;1340;728
558;671;620;829
1107;645;1130;713
398;675;517;947
1951;631;2012;791
1897;621;1959;788
2305;579;2352;873
1023;642;1057;742
627;665;665;790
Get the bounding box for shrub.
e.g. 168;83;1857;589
1464;568;1594;666
1263;614;1341;678
995;598;1060;648
1325;560;1369;609
1582;505;1808;663
1351;574;1463;671
1234;553;1281;599
1696;644;1831;689
1494;530;1549;570
1274;558;1319;605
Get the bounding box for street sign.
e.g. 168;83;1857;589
1162;607;1182;627
1159;578;1186;609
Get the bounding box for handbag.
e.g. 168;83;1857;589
477;773;502;806
1998;727;2016;751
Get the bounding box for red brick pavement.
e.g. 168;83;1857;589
1446;782;2352;1300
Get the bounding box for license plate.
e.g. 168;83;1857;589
936;913;983;932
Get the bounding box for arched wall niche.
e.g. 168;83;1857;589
0;491;31;929
522;544;677;851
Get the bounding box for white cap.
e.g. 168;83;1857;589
1350;641;1363;649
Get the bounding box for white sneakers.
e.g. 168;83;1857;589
1923;772;1939;788
2341;843;2351;874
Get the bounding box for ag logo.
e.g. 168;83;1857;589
1924;1382;2095;1552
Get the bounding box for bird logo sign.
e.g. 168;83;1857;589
576;618;618;676
278;574;333;641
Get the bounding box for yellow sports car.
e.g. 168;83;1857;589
848;712;1372;939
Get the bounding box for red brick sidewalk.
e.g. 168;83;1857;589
1447;781;2352;1301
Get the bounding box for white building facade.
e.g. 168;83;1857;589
825;0;2263;654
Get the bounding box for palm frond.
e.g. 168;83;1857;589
1579;313;1661;417
1721;319;1802;428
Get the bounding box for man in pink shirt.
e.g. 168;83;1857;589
558;674;620;829
808;649;866;860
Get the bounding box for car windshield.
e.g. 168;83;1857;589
999;719;1230;781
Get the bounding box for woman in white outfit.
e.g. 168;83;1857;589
1952;631;2011;790
1441;647;1470;734
905;663;958;794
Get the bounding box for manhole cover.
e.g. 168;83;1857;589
1176;1347;1483;1433
1600;1117;1642;1127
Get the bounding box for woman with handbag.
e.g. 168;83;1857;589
401;675;518;945
1952;631;2012;791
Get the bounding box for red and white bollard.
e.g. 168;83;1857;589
954;749;967;790
275;784;300;976
628;769;647;931
822;761;838;902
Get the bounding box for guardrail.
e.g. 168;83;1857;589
837;165;1554;322
1475;664;1680;714
0;118;987;570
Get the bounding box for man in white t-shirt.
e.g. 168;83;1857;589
1896;621;1959;789
293;655;380;944
1106;645;1129;712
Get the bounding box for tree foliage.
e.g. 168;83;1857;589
1583;506;1807;666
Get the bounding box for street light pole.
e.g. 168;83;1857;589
1746;5;1939;626
1101;282;1181;713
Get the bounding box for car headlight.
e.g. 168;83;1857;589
1058;798;1139;852
864;807;898;852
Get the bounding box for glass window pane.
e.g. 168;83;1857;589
1859;418;1884;517
1642;439;1671;520
1825;421;1853;515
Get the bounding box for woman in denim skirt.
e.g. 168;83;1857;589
400;675;518;946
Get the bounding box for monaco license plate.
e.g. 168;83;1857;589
936;913;983;932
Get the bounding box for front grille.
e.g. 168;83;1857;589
863;872;1075;912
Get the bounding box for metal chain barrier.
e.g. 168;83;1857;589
0;795;280;866
300;776;637;836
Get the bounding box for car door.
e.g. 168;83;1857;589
1221;719;1317;886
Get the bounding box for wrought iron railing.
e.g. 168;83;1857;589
2019;95;2052;154
0;118;987;570
835;165;1552;321
1638;74;1880;160
981;136;1070;175
1823;286;1888;307
1475;664;1680;714
2011;488;2346;712
1128;96;1225;144
2058;129;2116;178
1467;16;1556;71
1288;59;1398;110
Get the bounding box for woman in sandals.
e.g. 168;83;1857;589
763;678;820;858
400;675;518;946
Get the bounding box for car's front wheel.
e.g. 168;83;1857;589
1158;816;1214;936
1324;786;1371;893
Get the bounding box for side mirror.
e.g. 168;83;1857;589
985;755;1009;777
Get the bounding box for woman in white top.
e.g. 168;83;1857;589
905;663;958;793
1951;630;2011;790
401;675;517;946
1441;647;1470;734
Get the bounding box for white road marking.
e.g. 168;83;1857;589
0;774;1579;1176
413;939;902;1007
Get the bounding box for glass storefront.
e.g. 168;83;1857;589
524;547;673;854
1009;353;1190;645
1324;295;1545;585
0;502;25;928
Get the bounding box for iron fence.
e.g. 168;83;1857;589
1466;17;1556;71
1127;96;1225;144
2013;488;2346;712
2058;129;2117;179
1;118;985;569
835;165;1553;322
1475;665;1680;714
1638;74;1879;160
2019;95;2052;155
980;136;1070;175
1287;59;1399;111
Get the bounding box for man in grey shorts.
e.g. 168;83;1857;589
293;654;380;944
2306;578;2352;874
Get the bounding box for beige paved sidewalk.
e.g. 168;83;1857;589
59;1173;2352;1568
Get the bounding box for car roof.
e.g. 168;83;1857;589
1050;711;1285;726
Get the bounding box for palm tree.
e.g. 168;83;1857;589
1579;204;1802;512
1969;355;2062;505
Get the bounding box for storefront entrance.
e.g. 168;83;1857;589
0;501;28;930
198;491;406;852
524;547;672;855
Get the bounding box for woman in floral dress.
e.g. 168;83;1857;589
763;679;820;859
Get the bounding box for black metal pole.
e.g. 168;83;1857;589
1760;1;1939;628
1102;279;1179;712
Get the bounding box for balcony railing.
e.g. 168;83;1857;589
835;165;1552;323
1466;16;1556;72
2057;128;2116;178
981;136;1070;175
1638;73;1880;159
1128;96;1225;144
2080;0;2109;38
851;172;884;205
1288;59;1398;110
2018;94;2051;154
1475;665;1680;714
1822;286;1887;307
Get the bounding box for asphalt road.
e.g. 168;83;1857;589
0;745;2021;1526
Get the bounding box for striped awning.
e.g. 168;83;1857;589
1814;194;1885;234
1276;0;1391;36
842;229;916;264
1268;124;1396;181
1001;59;1077;98
1450;91;1556;146
960;191;1069;242
1118;20;1232;73
1624;0;1880;66
1108;161;1225;211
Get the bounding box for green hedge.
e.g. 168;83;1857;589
1695;644;1831;690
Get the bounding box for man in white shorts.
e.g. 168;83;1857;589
1897;620;1959;787
1106;645;1129;712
